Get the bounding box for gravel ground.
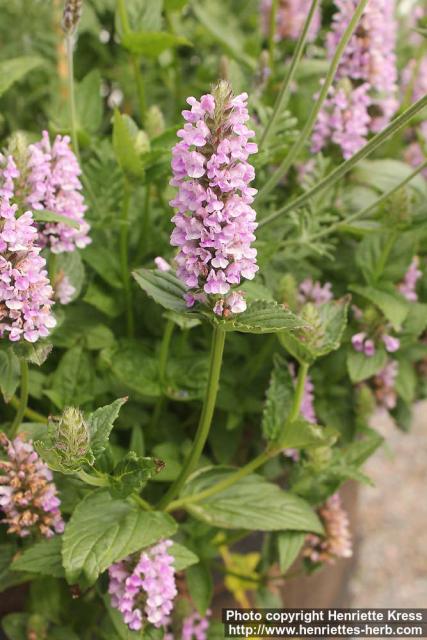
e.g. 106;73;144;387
349;401;427;607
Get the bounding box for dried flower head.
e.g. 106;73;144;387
62;0;83;35
0;433;64;538
304;493;352;564
170;82;258;316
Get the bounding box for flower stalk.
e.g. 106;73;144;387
158;325;226;509
10;360;29;437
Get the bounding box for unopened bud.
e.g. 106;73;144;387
49;406;93;469
62;0;83;35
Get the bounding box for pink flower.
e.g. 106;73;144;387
298;278;333;306
260;0;321;42
351;332;367;353
170;82;258;316
398;257;422;302
304;493;352;564
382;334;400;354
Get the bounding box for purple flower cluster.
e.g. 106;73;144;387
164;609;211;640
0;154;56;343
304;493;352;565
108;539;177;631
0;433;64;538
260;0;321;42
54;273;76;305
26;131;91;254
398;257;422;302
170;83;258;316
373;360;399;410
352;331;400;358
313;0;398;158
298;277;333;306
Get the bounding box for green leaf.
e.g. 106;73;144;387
276;531;305;573
192;5;256;71
347;347;387;383
0;56;44;97
82;245;123;289
11;537;64;579
170;542;199;571
12;341;52;366
121;31;191;57
163;310;201;330
77;69;103;134
100;340;161;397
164;0;188;9
282;419;337;450
216;300;306;334
186;563;213;616
350;284;409;330
112;110;144;179
352;159;427;198
0;348;20;402
83;281;124;318
32;210;80;229
1;613;29;640
279;298;349;364
182;468;323;533
109;452;162;499
262;355;294;441
62;490;177;585
103;595;142;639
395;359;416;404
133;268;188;313
87;397;127;459
44;346;93;409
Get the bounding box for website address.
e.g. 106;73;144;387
225;623;424;637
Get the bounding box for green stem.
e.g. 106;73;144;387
257;0;369;203
259;93;427;228
267;0;279;72
76;470;108;487
259;0;320;151
166;362;310;513
140;186;150;260
10;360;29;437
297;160;427;245
66;34;80;159
158;325;226;509
9;397;47;424
131;494;152;510
150;319;175;432
48;253;57;286
120;179;134;337
116;0;146;124
165;10;182;112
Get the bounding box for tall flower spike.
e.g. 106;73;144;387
108;540;177;631
26;131;91;254
303;493;352;564
0;154;56;343
0;434;64;538
402;56;427;176
62;0;83;35
170;82;259;317
312;0;398;158
260;0;321;42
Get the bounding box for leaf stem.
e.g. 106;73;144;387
76;470;108;487
66;34;80;159
120;179;134;337
150;319;175;432
166;362;310;513
10;360;29;437
257;0;369;202
9;397;48;424
259;0;320;151
158;325;226;509
259;93;427;227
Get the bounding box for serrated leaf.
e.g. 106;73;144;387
279;298;350;364
32;210;80;229
0;348;20;402
121;31;191;57
163;310;201;330
12;341;52;366
11;537;64;579
170;542;199;571
347;347;387;383
277;530;305;573
108;452;162;499
262;355;294;441
87;397;127;458
113;110;144;179
44;346;93;409
350;284;409;330
186;563;213;615
216;300;306;334
77;69;103;134
182;468;323;533
1;613;29;640
62;490;177;585
100;340;161;397
132;268;188;313
282;419;338;450
0;56;44;97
